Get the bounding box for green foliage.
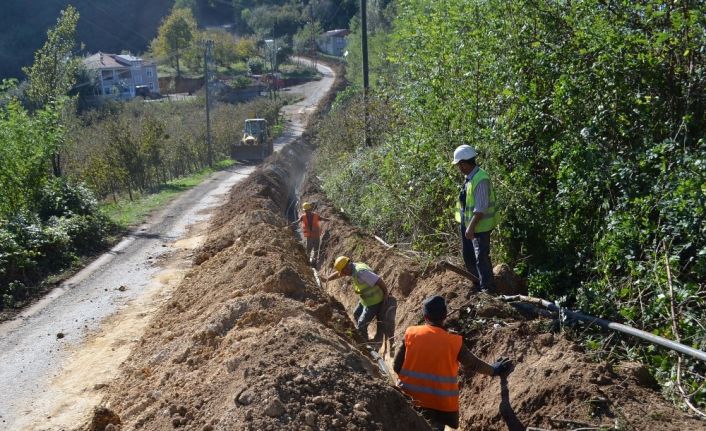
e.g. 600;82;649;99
64;97;283;201
233;0;357;34
242;5;302;38
0;180;110;309
293;21;323;55
21;6;80;107
0;0;174;81
152;8;198;77
0;101;63;216
314;0;706;407
247;57;266;74
345;1;397;88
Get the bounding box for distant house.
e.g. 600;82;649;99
317;29;350;57
83;52;160;99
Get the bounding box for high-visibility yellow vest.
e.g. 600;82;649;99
454;168;498;233
352;263;384;307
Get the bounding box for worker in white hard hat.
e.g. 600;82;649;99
324;256;389;340
291;202;330;266
452;145;498;292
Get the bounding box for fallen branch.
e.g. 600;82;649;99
373;235;394;249
440;260;480;283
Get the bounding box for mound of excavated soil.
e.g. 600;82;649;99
94;128;704;429
300;176;705;431
91;143;430;431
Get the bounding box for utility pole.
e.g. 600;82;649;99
204;39;214;167
361;0;371;146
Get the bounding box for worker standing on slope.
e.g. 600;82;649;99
394;295;513;431
452;145;498;292
324;256;389;341
293;202;330;265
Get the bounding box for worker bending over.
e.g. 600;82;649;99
293;202;329;265
324;256;388;341
394;295;512;431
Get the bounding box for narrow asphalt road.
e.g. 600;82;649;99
0;59;334;431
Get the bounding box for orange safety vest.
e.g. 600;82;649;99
301;212;321;238
398;325;462;412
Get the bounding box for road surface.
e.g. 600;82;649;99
0;59;334;431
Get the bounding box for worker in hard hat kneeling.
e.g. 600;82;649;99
324;256;389;341
292;202;330;266
394;296;513;431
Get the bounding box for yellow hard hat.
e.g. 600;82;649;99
302;202;312;210
333;256;350;273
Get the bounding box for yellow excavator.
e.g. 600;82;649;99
231;118;273;161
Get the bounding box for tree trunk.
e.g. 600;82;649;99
176;48;181;78
52;153;62;177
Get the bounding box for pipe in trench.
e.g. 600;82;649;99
501;295;706;363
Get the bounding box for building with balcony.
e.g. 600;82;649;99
83;52;159;99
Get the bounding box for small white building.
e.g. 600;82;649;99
83;52;159;99
317;29;350;57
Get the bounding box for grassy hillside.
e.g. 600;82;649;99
0;0;174;79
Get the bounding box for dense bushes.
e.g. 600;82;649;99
0;178;110;308
314;0;706;406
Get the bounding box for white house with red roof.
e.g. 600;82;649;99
83;52;160;99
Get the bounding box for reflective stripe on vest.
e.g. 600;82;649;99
454;167;498;233
301;212;321;238
398;325;462;412
352;263;384;307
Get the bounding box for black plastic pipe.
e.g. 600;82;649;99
501;295;706;362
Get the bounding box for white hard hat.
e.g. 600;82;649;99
452;145;478;164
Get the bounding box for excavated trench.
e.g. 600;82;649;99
88;128;705;430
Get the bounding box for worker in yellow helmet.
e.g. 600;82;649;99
291;202;330;266
324;256;389;341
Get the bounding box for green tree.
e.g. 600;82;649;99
174;0;198;14
22;5;80;108
293;21;322;55
21;6;79;177
0;101;63;217
152;8;198;77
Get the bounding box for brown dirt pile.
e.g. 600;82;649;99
300;176;705;431
89;143;430;431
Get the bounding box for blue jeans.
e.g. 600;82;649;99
353;301;382;339
461;226;494;291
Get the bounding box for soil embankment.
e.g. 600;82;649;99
300;178;705;431
95;141;705;431
93;67;703;431
93;141;430;431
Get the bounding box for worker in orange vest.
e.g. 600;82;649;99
293;202;330;265
394;296;513;430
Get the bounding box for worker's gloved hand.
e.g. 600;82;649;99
491;357;513;376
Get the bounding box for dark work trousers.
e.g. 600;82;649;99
461;225;494;291
418;407;459;430
353;301;383;340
